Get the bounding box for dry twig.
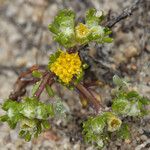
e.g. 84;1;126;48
105;0;142;28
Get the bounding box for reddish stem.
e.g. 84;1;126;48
75;83;102;113
34;72;54;98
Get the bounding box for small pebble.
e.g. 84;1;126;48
138;129;144;134
124;45;139;58
125;139;131;144
140;135;148;141
136;137;141;142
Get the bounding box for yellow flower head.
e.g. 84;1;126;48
75;23;90;41
50;51;82;84
107;116;122;132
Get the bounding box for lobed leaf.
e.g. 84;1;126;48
48;9;76;48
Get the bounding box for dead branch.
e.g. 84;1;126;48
105;0;142;28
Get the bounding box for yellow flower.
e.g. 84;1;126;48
107;115;122;132
75;23;90;43
50;51;82;84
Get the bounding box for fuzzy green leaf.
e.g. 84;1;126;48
102;37;113;43
117;123;131;140
126;91;139;99
32;70;42;78
86;8;104;27
45;84;55;97
20;99;37;119
139;97;150;105
42;120;51;129
53;96;66;118
24;131;32;142
48;50;61;67
112;98;131;115
0;115;8;122
113;75;128;87
127;101;141;116
32;81;41;96
48;9;76;48
2;99;18;111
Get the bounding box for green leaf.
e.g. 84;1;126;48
36;103;53;119
2;99;18;111
32;70;42;78
127;101;141;116
8;120;17;129
86;8;104;27
102;37;113;43
36;105;49;119
53;96;66;118
0;115;8;122
46;104;54;117
45;84;55;97
20;118;37;129
82;63;89;69
112;98;131;115
103;27;112;35
34;123;42;138
91;117;106;134
117;123;131;140
31;81;41;96
139;97;150;105
24;131;32;142
74;70;84;85
48;50;61;67
82;113;111;148
19;130;26;137
36;122;42;134
113;75;128;87
88;26;104;41
126;91;139;99
48;9;76;48
20;99;37;119
42;120;51;129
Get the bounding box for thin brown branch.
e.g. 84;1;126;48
105;0;142;28
8;65;43;100
0;65;46;75
75;83;103;113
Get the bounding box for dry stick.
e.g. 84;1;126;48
0;65;46;75
9;65;41;100
105;0;142;28
75;83;103;113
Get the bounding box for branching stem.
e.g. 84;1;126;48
34;72;55;98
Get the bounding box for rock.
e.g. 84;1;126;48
145;43;150;52
124;45;140;58
140;135;148;141
16;57;27;67
114;52;127;65
138;129;144;134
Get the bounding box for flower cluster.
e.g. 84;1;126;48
75;23;91;44
83;112;122;148
49;9;113;48
107;114;122;132
49;51;82;84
